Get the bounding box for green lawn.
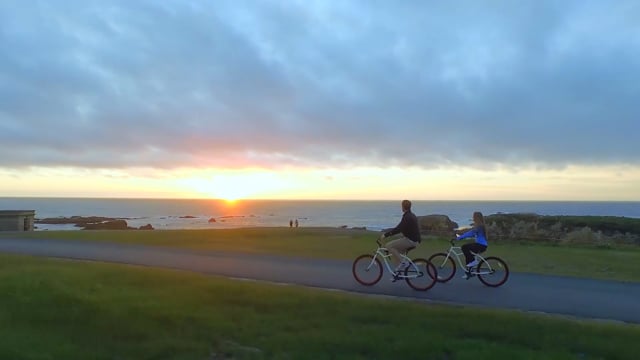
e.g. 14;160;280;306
1;254;638;359
2;228;639;282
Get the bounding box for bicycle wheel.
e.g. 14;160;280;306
405;258;437;291
352;254;383;285
428;252;456;283
476;256;509;287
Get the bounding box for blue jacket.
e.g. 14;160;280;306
457;225;488;246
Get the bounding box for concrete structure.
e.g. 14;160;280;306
0;210;35;231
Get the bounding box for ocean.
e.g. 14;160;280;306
1;197;639;232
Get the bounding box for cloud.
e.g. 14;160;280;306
1;0;638;171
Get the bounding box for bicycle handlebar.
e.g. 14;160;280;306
376;238;382;247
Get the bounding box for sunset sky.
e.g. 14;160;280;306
1;1;639;200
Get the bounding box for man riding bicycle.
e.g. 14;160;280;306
379;200;421;275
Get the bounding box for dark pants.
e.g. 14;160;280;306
462;243;487;265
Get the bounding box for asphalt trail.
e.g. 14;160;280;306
1;238;638;323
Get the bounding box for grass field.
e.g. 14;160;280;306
2;227;639;282
1;253;638;359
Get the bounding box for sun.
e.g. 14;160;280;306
179;171;291;200
191;178;251;200
219;194;241;203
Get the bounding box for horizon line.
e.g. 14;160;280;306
1;196;639;202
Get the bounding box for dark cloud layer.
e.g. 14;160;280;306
1;0;638;170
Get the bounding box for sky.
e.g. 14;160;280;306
1;0;639;200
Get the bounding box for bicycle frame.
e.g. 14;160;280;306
353;238;438;291
442;244;495;275
370;244;422;279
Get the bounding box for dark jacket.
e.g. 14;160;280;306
384;210;421;243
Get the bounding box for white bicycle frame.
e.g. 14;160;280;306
369;241;422;279
443;243;495;275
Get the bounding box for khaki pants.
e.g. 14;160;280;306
386;237;418;266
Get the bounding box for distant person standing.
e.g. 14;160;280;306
379;200;421;274
289;219;293;228
295;219;299;228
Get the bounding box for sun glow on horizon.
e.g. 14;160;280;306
1;164;640;200
178;170;295;201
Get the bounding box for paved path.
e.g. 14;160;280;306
1;238;638;324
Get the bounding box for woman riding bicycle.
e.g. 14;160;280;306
455;211;488;276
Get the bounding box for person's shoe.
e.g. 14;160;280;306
466;259;479;268
395;261;410;271
461;269;474;280
390;261;410;281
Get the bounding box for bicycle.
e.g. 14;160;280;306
352;237;438;291
428;239;509;287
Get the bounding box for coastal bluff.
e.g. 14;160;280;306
484;213;640;245
417;213;640;245
416;214;459;236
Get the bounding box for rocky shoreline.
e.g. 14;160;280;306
35;216;154;230
34;213;640;245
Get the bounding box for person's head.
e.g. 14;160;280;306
401;200;412;212
472;211;485;226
